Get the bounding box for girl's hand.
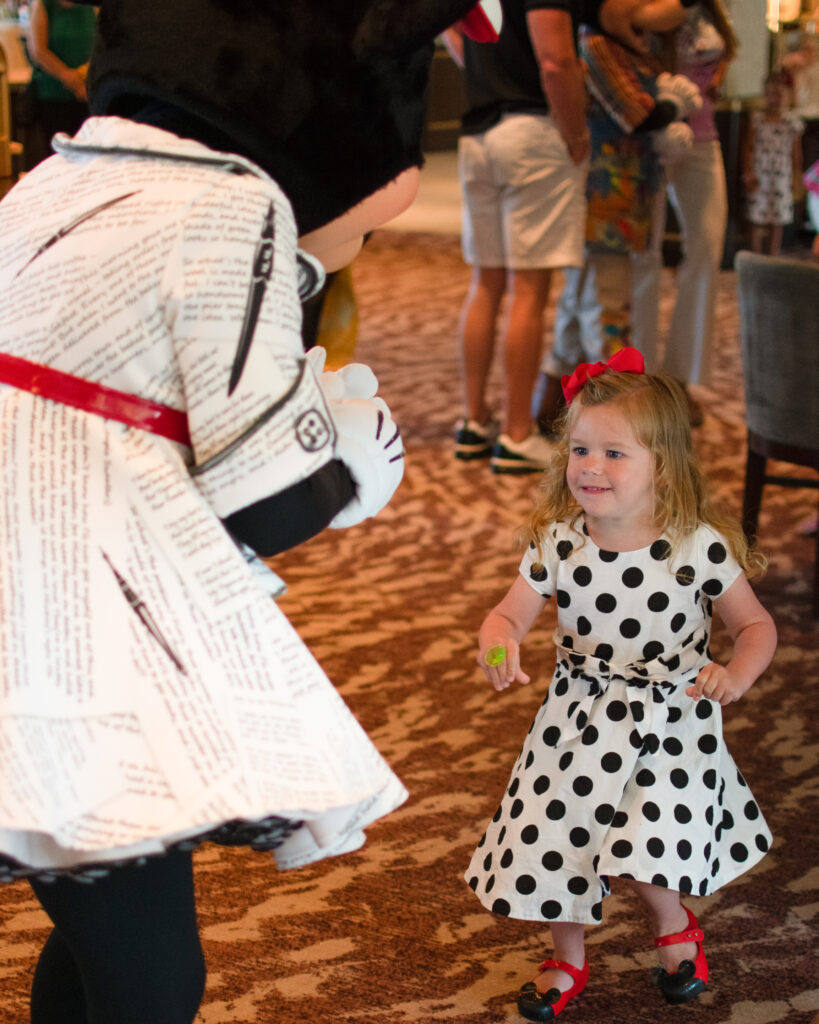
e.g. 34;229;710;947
478;639;531;692
686;662;751;706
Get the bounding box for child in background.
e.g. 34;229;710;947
466;350;775;1019
743;70;805;256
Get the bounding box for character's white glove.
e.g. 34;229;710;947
654;121;694;167
656;72;703;121
306;347;405;528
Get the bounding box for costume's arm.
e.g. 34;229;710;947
582;31;656;134
527;8;590;164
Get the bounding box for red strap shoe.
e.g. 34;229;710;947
653;905;708;1004
517;958;589;1021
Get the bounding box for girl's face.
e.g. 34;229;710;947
765;80;786;113
567;402;656;536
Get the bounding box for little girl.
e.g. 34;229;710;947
743;70;805;256
466;349;776;1019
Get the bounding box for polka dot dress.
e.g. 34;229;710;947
746;110;805;227
465;518;773;925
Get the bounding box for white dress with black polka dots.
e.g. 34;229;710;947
465;518;773;925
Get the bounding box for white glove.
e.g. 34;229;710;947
306;347;405;528
656;72;703;121
653;121;693;167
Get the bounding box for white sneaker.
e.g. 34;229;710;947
491;431;555;474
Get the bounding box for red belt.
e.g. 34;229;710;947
0;352;192;447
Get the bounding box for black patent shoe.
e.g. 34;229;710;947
653;906;708;1004
517;959;589;1021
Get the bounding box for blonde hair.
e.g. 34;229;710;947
524;370;766;578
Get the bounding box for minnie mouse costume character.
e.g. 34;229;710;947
0;2;495;1020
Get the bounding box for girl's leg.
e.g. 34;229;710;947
750;223;766;253
29;848;206;1024
626;879;697;971
769;223;783;256
528;921;586;994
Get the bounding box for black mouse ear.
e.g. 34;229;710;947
352;0;487;56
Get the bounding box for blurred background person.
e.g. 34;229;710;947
24;0;96;166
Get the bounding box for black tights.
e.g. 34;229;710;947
28;849;206;1024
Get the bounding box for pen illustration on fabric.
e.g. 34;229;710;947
229;200;275;396
101;549;188;675
14;191;140;279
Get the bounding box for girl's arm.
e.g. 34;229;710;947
478;575;548;692
685;574;776;705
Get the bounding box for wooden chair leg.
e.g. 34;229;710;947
742;448;766;543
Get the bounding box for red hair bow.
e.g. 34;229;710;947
561;348;645;405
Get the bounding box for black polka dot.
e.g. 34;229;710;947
577;616;592;635
582;725;599;745
630;701;645;723
508;779;519;797
642;641;664;660
468;875;479;891
677;839;692;860
510;799;524;818
647;592;670;612
599;549;619;562
756;834;769;852
663;654;680;672
546;800;566;820
576;711;588;730
529;563;548;582
553;677;569;697
596;593;617;613
491;898;510;915
573;566;592;586
651;874;668;888
516;874;537;895
650;540;671;560
492;806;502;822
642;802;661;822
573;776;594;796
699;880;708;896
674;804;693;824
636;768;656;787
708;542;727;563
663;737;683;756
601;752;622;773
612;811;629;828
501;849;514;868
525;751;535;769
557;540;574;560
483;853;492;871
730;843;749;863
622;567;644;589
593;643;614;661
675;565;695;586
629;729;643;749
606;700;628;722
647;837;665;858
557;590;571;608
702;578;723;597
521;825;539;845
620;618;641;638
744;800;760;820
497;826;506;844
542;851;563;871
696;700;713;720
559;752;574;772
612;839;633;858
533;775;550;795
570;827;590;847
679;876;693;893
541;900;563;919
667;706;682;724
568;876;589;895
698;735;718;755
595;803;615;824
670;612;687;632
542;726;561;747
591;902;603;922
641;733;660;756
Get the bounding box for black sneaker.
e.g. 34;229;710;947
454;418;500;460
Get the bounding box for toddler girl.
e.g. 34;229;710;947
466;349;776;1019
743;70;805;256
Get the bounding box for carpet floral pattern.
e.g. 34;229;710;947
0;232;816;1024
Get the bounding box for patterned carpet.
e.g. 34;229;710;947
0;231;817;1023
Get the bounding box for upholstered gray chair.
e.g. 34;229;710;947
735;250;819;616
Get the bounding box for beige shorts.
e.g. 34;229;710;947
459;113;587;270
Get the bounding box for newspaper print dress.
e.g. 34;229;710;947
0;117;407;880
466;518;772;924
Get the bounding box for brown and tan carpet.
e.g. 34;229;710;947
0;231;817;1024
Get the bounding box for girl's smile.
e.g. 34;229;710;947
567;402;656;543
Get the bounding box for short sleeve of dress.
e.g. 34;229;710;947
693;525;743;601
519;527;562;597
